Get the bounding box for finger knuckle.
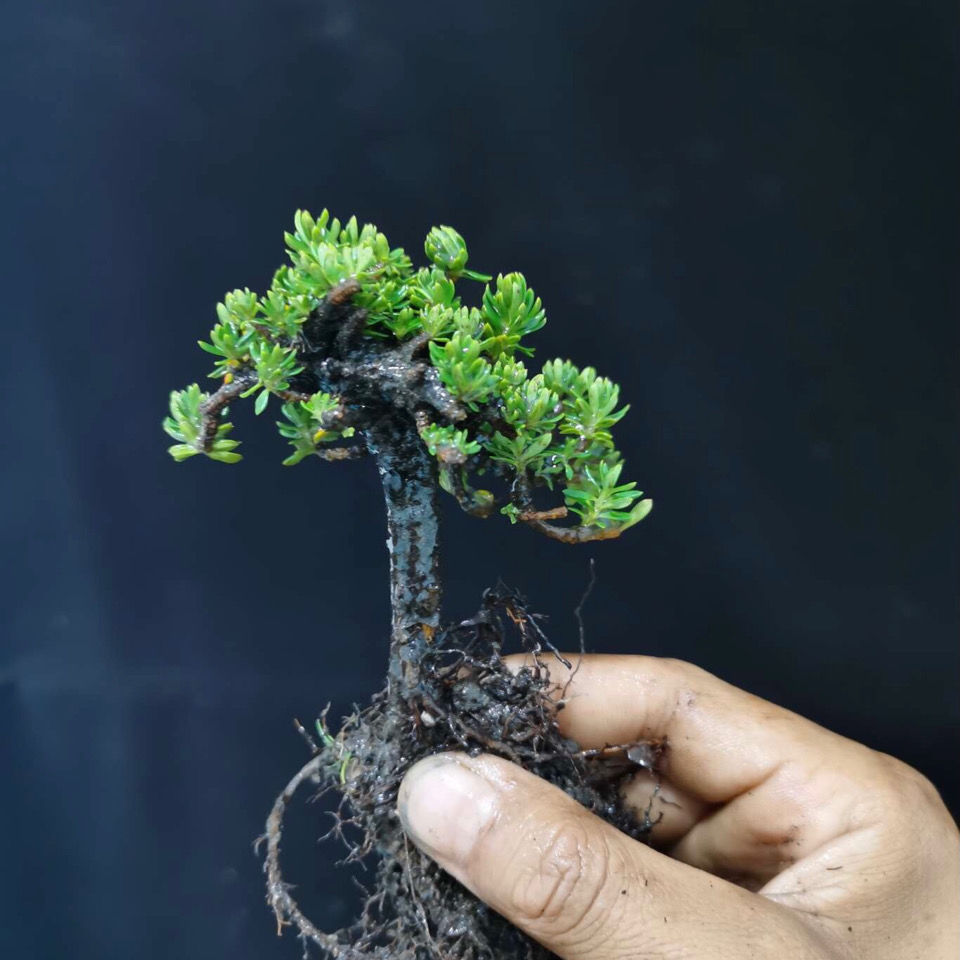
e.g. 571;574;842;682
658;656;700;678
871;753;955;831
509;817;612;937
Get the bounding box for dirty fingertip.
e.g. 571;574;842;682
397;754;499;867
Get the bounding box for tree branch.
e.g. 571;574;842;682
275;388;314;404
335;306;369;357
327;278;362;306
401;330;432;358
314;445;367;461
301;279;363;358
519;513;629;542
197;378;252;451
512;476;630;543
439;464;495;518
418;366;466;422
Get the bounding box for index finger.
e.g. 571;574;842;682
504;653;871;806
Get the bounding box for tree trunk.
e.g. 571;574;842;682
363;415;441;696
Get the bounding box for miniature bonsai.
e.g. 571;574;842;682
163;209;654;959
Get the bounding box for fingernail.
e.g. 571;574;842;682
397;755;499;865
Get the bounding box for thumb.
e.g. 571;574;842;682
397;753;821;960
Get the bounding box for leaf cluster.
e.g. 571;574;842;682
165;208;651;534
276;392;355;466
163;384;241;463
474;360;649;531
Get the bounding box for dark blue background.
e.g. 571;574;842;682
2;2;957;958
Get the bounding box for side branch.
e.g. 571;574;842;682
313;355;466;426
301;279;363;357
519;511;628;543
198;378;251;451
512;477;631;543
275;388;314;405
198;380;314;454
327;278;362;305
313;400;368;461
315;445;367;462
419;366;466;422
439;464;495;518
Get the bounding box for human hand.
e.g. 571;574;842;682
397;655;959;959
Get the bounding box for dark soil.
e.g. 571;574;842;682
265;587;658;959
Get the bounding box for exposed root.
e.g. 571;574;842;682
261;587;662;959
261;755;351;957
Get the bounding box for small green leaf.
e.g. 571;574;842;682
420;423;482;461
206;450;243;464
167;443;199;461
500;503;521;524
462;268;493;282
624;498;653;528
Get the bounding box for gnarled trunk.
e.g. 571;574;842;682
363;415;441;696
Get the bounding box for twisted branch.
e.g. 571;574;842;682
198;377;252;451
519;512;627;543
511;476;630;543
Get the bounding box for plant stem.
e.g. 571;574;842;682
364;415;441;695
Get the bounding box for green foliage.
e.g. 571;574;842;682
492;356;529;390
242;341;304;415
197;320;253;379
471;353;646;526
486;429;555;473
541;358;580;395
502;376;561;433
407;267;460;316
418;304;456;340
258;288;313;339
479;273;546;357
277;392;355;465
424;225;491;282
165;206;651;535
428;333;498;408
420;423;481;461
563;461;652;530
283;209;406;295
218;287;259;327
424;225;468;275
483;374;562;476
163;384;242;463
559;371;627;447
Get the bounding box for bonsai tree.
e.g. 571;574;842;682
164;209;653;959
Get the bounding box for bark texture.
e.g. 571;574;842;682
364;417;441;692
